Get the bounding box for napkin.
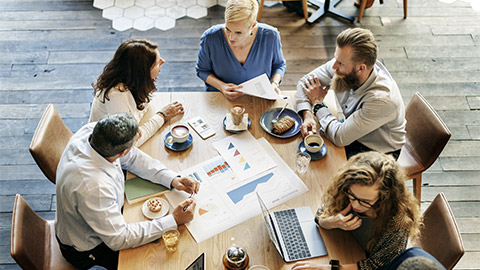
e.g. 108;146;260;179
225;113;248;131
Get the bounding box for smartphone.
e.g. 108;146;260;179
187;117;216;140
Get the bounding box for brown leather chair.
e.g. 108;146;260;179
11;194;75;270
258;0;309;21
29;104;73;184
418;193;465;269
397;92;451;203
357;0;407;22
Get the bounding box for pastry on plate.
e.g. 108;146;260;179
146;198;163;212
272;116;295;134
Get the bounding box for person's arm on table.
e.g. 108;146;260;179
295;60;335;136
270;29;286;94
205;74;243;101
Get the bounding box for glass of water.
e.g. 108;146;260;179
295;152;311;175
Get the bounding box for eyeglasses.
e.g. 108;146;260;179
344;188;378;208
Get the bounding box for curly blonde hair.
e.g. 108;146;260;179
321;151;422;249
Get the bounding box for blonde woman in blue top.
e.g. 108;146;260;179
196;0;287;101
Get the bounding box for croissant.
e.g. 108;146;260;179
272;116;295;134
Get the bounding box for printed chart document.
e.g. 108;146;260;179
237;74;286;100
165;136;308;242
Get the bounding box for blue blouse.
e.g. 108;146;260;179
196;23;287;91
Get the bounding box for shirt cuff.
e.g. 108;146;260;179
156;214;178;229
296;102;312;113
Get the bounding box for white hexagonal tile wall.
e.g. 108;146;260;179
197;0;218;8
145;6;165;19
115;0;134;8
124;5;144;19
103;6;124;20
112;17;133;31
134;17;154;31
94;0;224;31
135;0;155;8
94;0;114;9
154;16;176;30
187;5;208;19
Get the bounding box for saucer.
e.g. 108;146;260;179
298;141;327;161
142;197;169;219
223;116;251;133
164;132;193;152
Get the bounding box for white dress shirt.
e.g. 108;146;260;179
55;122;178;252
89;83;165;146
295;59;406;153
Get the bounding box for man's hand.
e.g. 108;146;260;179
172;198;196;224
221;83;243;101
302;74;329;104
171;176;200;195
317;204;362;231
300;110;318;137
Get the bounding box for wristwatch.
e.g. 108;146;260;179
329;259;340;270
312;102;328;115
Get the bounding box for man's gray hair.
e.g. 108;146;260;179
90;113;138;157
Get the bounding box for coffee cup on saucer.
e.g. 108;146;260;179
171;124;190;143
304;131;324;153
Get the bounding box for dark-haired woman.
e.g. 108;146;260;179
292;151;422;270
89;39;183;146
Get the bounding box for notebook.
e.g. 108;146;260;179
124;177;169;204
185;252;205;270
256;192;327;262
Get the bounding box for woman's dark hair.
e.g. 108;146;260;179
93;39;158;110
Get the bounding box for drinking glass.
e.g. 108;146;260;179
295;152;311;175
162;229;180;252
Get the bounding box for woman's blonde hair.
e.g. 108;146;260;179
225;0;258;26
321;151;422;249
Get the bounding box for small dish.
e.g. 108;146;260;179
223;116;251;133
260;107;302;138
164;132;193;152
142;197;169;219
298;141;327;161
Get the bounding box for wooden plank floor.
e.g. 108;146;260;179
0;0;479;269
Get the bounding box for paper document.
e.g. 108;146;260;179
237;74;286;100
165;138;308;242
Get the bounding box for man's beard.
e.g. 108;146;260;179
332;70;360;92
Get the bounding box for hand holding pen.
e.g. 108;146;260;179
183;192;195;211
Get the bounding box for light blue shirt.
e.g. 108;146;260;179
55;122;179;251
196;23;286;91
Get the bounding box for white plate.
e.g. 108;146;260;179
142;197;169;219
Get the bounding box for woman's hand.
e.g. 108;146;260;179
221;83;243;101
291;262;329;270
160;101;184;121
317;204;362;230
272;82;281;95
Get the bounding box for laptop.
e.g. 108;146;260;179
185;252;205;270
256;192;327;262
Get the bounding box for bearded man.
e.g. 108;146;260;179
295;28;405;159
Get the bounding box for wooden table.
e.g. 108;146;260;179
118;91;365;270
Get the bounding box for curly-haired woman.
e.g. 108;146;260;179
89;39;184;146
292;151;422;270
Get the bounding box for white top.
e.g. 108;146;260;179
55;122;178;251
295;59;406;153
89;83;165;146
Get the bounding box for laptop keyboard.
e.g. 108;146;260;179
274;209;311;260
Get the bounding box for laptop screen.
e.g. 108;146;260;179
256;192;283;257
185;252;205;270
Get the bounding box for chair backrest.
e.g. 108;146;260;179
418;193;464;269
11;194;50;269
398;92;451;177
29;104;73;184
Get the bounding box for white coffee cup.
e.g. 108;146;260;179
171;124;190;143
304;131;324;153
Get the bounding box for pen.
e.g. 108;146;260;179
183;192;195;211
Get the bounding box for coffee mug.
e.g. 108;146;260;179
171;124;190;143
304;131;324;153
